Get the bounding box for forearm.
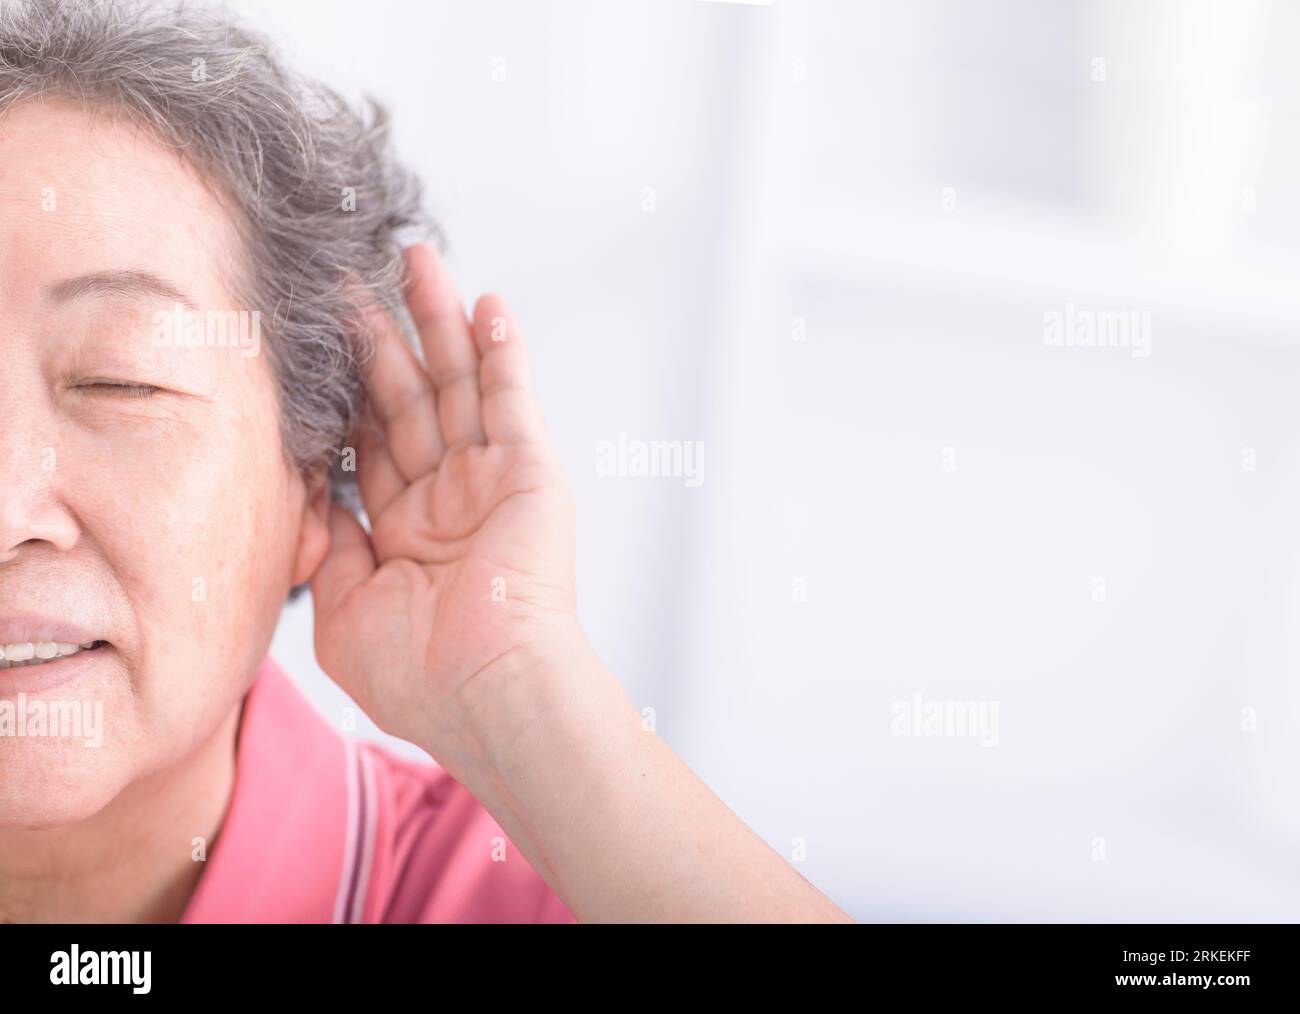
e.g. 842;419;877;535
447;639;853;923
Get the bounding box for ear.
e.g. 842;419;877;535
291;476;333;586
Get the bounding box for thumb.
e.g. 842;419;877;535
310;502;376;622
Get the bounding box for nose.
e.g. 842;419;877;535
0;444;80;565
0;329;81;563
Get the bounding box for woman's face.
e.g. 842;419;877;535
0;101;329;827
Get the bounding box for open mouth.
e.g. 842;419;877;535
0;640;109;669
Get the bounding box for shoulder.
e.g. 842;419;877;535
354;739;577;924
187;656;575;924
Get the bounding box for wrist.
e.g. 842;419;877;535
450;626;635;791
439;628;657;908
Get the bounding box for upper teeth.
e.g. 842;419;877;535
0;641;96;669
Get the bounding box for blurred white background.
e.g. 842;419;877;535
225;0;1300;920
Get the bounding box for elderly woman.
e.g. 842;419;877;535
0;0;849;923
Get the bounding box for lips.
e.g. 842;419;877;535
0;640;106;669
0;640;113;697
0;613;112;669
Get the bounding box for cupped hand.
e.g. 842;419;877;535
310;244;586;770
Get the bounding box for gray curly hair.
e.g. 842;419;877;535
0;0;436;513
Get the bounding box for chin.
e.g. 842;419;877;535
0;740;131;830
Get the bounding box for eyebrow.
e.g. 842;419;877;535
46;269;198;311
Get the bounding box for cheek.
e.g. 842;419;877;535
63;366;303;720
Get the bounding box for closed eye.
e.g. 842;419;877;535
72;381;163;399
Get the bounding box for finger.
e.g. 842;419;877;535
472;294;546;444
404;243;486;448
311;502;377;621
354;402;407;521
362;296;445;482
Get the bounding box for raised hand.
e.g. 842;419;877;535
310;243;585;773
309;244;851;923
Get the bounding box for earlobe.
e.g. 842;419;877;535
290;481;333;586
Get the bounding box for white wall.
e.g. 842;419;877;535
234;0;1300;920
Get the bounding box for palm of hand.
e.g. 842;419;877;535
311;246;581;754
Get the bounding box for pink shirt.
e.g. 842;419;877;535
180;655;576;923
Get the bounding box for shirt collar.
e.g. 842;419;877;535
180;655;350;922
